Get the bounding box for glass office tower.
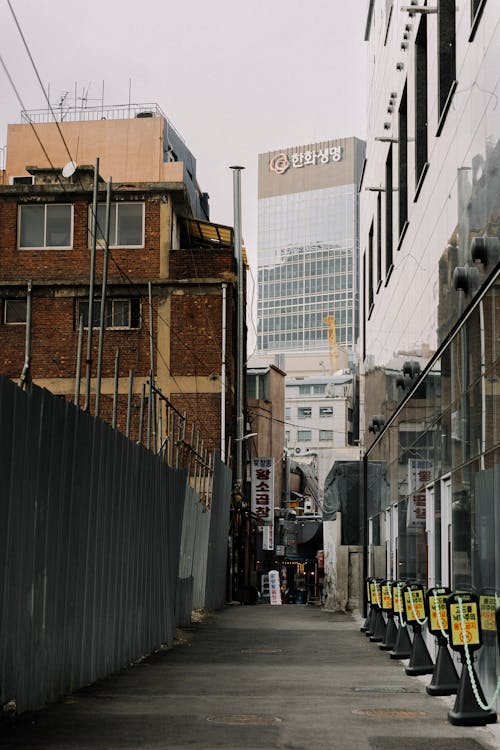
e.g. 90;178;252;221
257;138;365;356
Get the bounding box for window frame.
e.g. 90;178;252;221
319;406;334;418
4;298;27;325
18;203;73;250
297;430;312;442
88;201;145;249
319;430;334;442
298;406;312;419
76;298;141;330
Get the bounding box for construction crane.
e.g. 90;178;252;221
323;315;338;374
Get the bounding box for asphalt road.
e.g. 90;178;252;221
1;604;499;749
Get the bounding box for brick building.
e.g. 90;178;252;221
0;105;243;462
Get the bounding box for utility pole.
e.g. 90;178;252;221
230;165;245;493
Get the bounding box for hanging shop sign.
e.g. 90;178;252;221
251;457;274;550
406;459;432;530
269;146;343;175
426;586;451;636
446;591;482;651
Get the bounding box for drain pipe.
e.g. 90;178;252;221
18;279;32;389
221;282;227;462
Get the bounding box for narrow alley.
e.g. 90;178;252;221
1;604;498;750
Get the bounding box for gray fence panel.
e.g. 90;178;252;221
204;458;232;611
176;484;201;626
0;376;190;714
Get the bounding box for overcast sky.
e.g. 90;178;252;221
0;0;368;300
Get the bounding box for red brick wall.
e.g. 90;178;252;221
169;248;236;279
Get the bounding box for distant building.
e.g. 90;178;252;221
257;137;365;357
0;104;242;458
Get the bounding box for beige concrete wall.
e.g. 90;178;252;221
6;118;184;184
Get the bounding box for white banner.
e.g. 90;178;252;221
268;570;282;606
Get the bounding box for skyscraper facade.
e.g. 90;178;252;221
257;138;365;358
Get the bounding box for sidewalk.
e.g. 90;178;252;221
1;604;499;749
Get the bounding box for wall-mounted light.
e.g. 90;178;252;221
383;121;392;130
453;266;480;294
401;5;437;15
375;136;399;143
470;236;500;266
396;62;405;71
401;41;409;50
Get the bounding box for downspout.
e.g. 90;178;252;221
479;300;486;471
18;279;32;389
230;165;245;491
221;282;227;462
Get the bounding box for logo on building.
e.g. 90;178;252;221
269;146;343;175
269;153;290;175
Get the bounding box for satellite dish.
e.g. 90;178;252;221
62;161;77;178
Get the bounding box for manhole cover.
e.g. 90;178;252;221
241;648;283;654
352;708;427;719
207;714;282;726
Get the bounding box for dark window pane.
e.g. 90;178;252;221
19;205;44;247
117;204;143;245
46;205;71;247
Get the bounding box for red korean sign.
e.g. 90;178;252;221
251;458;274;550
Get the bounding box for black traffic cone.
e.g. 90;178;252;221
364;606;377;637
405;624;434;676
448;654;497;726
390;620;412;659
379;613;398;651
370;609;387;643
360;606;372;633
426;636;459;696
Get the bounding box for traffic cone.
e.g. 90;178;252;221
426;636;459;695
370;609;387;643
389;620;412;659
360;606;372;633
364;606;377;637
448;654;497;726
379;612;398;651
405;624;434;676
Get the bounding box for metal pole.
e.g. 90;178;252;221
95;176;112;417
112;348;119;429
158;401;163;456
221;282;227;462
147;377;152;450
138;382;146;446
18;279;32;389
84;157;100;412
148;282;156;451
188;422;195;477
74;315;84;406
230;166;245;492
126;369;134;438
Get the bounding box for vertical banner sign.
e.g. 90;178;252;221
393;583;404;616
382;581;393;612
426;587;451;635
268;570;282;606
407;459;432;529
403;584;426;623
251;458;274;551
479;592;497;634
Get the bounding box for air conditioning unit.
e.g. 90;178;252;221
304;499;313;514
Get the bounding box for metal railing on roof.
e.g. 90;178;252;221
20;102;185;144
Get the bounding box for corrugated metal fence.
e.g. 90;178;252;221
0;376;231;713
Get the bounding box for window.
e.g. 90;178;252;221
298;407;312;419
4;299;27;324
398;85;408;236
385;147;393;275
285;431;290;444
285;407;291;419
319;430;333;441
376;192;382;289
368;222;374;311
19;204;72;248
299;385;311;395
90;203;144;247
297;430;312;442
437;0;456;129
415;15;428;188
76;298;141;329
314;384;326;394
470;0;487;39
320;406;334;417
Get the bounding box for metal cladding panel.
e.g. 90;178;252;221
204;458;232;611
0;375;189;714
